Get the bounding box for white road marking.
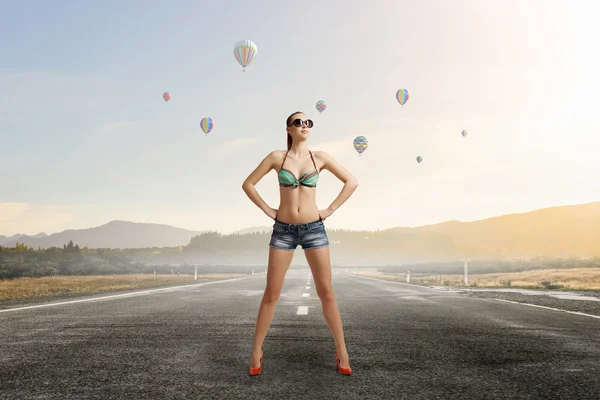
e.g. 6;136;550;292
494;299;600;320
399;296;428;301
297;306;309;315
302;293;310;297
306;286;310;289
0;276;253;314
341;272;439;291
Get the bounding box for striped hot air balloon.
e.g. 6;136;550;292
233;40;258;72
200;117;214;135
396;89;409;107
316;100;326;113
353;136;368;156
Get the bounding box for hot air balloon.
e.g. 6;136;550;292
353;136;368;155
200;117;214;135
461;129;467;137
233;40;258;72
163;92;172;102
416;156;423;163
316;100;326;113
396;89;409;107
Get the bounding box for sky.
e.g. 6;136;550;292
1;0;599;236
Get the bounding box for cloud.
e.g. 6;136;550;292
0;203;76;235
311;138;353;158
0;70;115;116
0;203;32;222
92;120;144;135
217;137;264;154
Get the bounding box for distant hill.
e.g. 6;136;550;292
2;221;208;249
176;201;600;264
0;234;23;245
0;232;47;245
230;226;272;235
379;201;600;259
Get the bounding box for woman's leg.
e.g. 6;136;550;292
250;246;294;368
304;246;350;368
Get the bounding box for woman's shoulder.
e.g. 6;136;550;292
263;150;287;164
267;150;287;158
311;150;332;161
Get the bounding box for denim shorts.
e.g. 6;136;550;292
269;218;330;251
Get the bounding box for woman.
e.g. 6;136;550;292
242;111;359;376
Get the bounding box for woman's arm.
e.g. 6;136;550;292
242;151;279;219
317;151;359;218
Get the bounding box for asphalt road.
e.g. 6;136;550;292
1;270;599;400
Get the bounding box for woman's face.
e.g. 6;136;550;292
287;113;313;142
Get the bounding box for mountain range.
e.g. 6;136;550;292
0;221;209;249
0;232;48;244
1;202;599;258
379;201;600;259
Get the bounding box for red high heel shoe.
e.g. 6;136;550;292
334;350;352;375
249;349;264;376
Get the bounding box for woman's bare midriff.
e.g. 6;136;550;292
276;186;320;224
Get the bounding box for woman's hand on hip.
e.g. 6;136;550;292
265;208;278;220
318;208;333;221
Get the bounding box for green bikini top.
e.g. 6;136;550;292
278;150;319;188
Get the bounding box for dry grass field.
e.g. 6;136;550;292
0;273;251;300
350;268;600;290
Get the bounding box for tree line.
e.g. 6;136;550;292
1;230;599;279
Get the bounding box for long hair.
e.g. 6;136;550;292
286;111;303;151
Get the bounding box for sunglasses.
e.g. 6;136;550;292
288;118;314;128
